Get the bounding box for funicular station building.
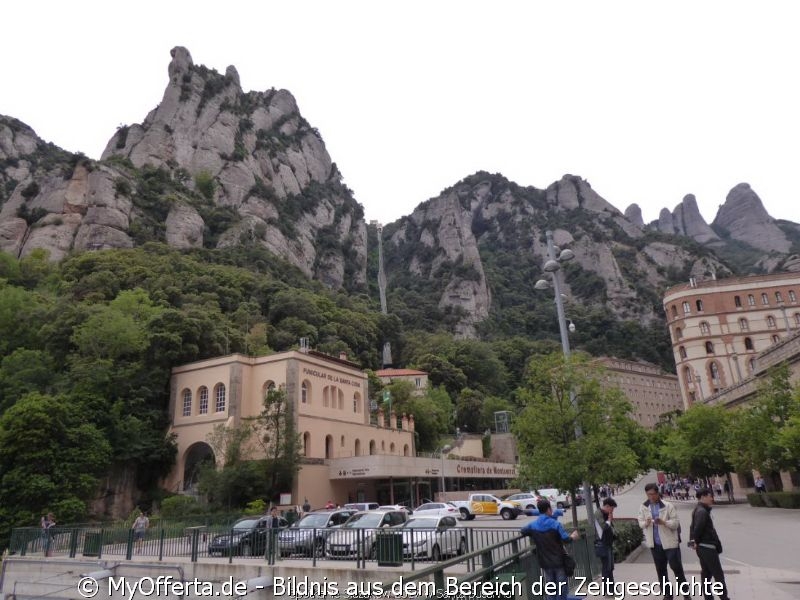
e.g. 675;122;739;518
166;348;518;508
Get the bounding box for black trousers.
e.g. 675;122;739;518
650;544;689;599
696;546;730;600
599;549;614;584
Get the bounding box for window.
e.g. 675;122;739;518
415;377;422;388
198;386;209;414
325;435;333;459
403;444;410;457
390;442;395;453
679;346;687;359
762;293;769;305
734;295;741;308
776;291;783;303
369;440;376;455
675;327;683;340
739;318;749;331
749;358;756;372
301;381;309;404
709;362;720;384
671;305;678;318
338;388;344;410
355;439;361;456
214;383;226;412
790;290;797;303
341;435;345;447
683;367;692;383
682;301;691;314
182;389;192;417
772;334;781;344
705;341;714;354
748;294;756;306
767;315;776;328
696;299;704;312
744;337;754;351
699;321;710;335
795;313;800;326
303;432;310;456
353;392;361;413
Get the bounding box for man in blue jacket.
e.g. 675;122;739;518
521;499;580;600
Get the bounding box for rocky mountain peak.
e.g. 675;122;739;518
655;193;719;245
624;203;644;228
712;183;791;253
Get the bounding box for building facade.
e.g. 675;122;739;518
595;357;684;427
662;273;800;408
167;350;516;508
375;368;429;395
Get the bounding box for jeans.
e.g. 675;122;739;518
650;544;689;599
542;567;569;600
696;546;730;600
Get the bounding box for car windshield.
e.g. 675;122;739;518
402;518;440;529
232;519;258;529
295;514;329;528
343;513;383;528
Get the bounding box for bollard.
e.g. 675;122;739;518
126;528;134;560
190;528;199;562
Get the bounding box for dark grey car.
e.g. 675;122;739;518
277;509;356;557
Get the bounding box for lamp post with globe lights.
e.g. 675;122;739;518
535;230;596;531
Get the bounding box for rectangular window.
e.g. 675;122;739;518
734;295;741;308
682;301;691;314
748;294;756;306
199;389;208;414
182;392;192;417
762;293;769;305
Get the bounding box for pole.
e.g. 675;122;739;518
544;230;595;532
440;451;446;501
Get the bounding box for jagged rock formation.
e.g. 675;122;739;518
712;183;792;254
656;194;720;245
624;204;644;229
0;47;367;290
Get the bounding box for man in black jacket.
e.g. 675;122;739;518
594;498;617;589
689;488;730;600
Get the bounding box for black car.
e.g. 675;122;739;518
207;516;288;557
277;509;356;557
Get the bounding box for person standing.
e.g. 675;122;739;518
131;510;149;553
302;498;311;514
594;498;617;590
266;507;282;559
521;499;580;600
40;513;55;557
754;476;766;494
637;483;690;600
689;488;730;600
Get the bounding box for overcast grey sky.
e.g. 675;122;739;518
3;1;798;227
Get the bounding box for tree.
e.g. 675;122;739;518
251;386;302;500
407;386;454;452
661;404;733;481
514;352;644;525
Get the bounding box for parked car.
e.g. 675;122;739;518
378;504;413;515
343;502;380;512
399;515;465;561
277;509;356;557
451;494;523;520
207;515;288;557
412;502;460;518
504;492;543;510
325;509;408;559
536;488;571;509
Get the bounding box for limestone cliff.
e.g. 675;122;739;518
712;183;792;254
656;194;720;245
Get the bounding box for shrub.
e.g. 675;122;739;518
21;181;40;199
612;520;644;560
243;499;268;515
767;491;800;509
747;493;766;507
195;171;215;201
160;495;203;517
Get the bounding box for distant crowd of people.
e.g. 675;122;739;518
657;476;734;503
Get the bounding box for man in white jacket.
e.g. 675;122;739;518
637;483;690;600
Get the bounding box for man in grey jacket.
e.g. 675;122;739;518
637;483;690;600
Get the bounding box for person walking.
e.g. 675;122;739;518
637;483;690;600
302;498;311;514
594;498;617;590
131;510;149;553
689;488;730;600
521;499;580;600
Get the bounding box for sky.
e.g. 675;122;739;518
3;2;798;227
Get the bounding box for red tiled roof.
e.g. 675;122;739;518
375;368;428;377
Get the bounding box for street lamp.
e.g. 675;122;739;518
535;230;595;531
439;444;452;501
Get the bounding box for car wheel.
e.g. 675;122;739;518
501;508;513;520
312;539;325;558
467;514;476;521
241;542;251;557
457;539;466;556
459;508;470;520
431;545;442;562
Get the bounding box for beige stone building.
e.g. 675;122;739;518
663;272;800;407
166;349;517;508
595;357;684;427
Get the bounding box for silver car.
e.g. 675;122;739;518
325;510;408;559
277;509;355;557
412;502;460;518
399;515;465;561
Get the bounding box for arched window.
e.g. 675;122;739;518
749;358;756;372
338;388;344;410
747;294;756;306
671;305;678;318
790;290;797;303
355;439;361;456
198;386;209;414
762;293;769;305
353;392;361;413
767;315;776;328
709;362;720;384
301;380;309;404
389;443;395;453
739;318;749;331
679;346;687;359
182;389;192;417
705;341;714;354
325;435;333;459
262;380;275;398
381;441;385;451
340;435;345;448
699;321;710;335
772;334;780;344
744;337;754;351
795;313;800;326
696;299;704;312
683;366;692;383
734;295;742;308
369;440;376;455
323;386;329;408
776;291;783;303
675;327;683;340
682;301;691;314
214;383;226;412
303;432;310;456
404;444;410;457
